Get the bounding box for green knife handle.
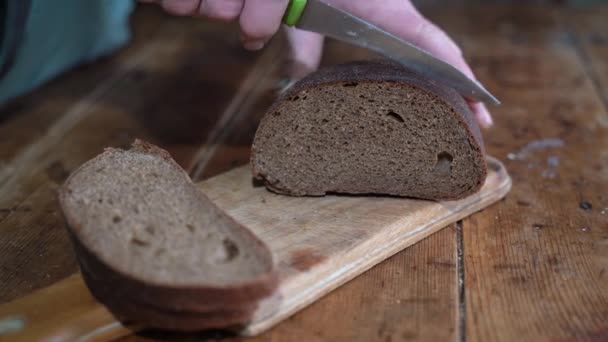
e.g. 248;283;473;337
283;0;307;26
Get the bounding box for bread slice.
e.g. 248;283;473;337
58;141;278;325
251;61;487;200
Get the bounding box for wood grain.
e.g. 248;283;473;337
0;274;133;341
425;6;608;341
562;7;608;123
240;226;462;342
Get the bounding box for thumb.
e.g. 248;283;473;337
284;27;324;80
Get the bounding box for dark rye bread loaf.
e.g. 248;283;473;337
59;141;278;330
252;61;487;200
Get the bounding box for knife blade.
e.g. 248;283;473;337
283;0;500;105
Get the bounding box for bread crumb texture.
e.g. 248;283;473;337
252;61;487;201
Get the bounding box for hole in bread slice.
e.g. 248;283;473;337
434;151;454;176
386;110;405;123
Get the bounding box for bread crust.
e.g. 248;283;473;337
65;229;277;312
100;294;254;332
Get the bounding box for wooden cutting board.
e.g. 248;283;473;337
0;157;511;341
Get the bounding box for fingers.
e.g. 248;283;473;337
468;101;494;128
284;27;325;79
199;0;244;21
397;13;473;79
151;0;289;51
239;0;290;50
390;14;495;126
389;11;495;126
160;0;201;15
157;0;245;19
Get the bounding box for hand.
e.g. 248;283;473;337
139;0;292;49
142;0;492;127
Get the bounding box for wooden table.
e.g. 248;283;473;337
1;4;607;341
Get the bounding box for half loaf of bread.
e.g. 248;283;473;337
252;61;487;200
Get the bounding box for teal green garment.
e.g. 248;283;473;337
0;0;135;105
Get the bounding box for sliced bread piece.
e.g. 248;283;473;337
251;60;487;201
58;141;278;324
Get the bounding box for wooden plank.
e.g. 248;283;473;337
0;157;509;341
242;226;460;342
0;275;129;342
561;7;608;124
0;7;273;303
425;5;608;341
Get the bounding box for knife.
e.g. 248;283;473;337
282;0;500;105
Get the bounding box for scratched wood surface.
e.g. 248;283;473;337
425;6;608;341
0;4;607;342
